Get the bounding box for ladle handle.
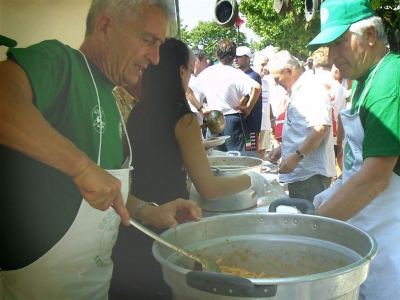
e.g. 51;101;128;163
109;206;202;264
129;218;202;263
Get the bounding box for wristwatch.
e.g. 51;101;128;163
135;201;159;224
197;103;208;112
295;149;305;159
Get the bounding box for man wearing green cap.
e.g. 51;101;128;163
309;0;400;299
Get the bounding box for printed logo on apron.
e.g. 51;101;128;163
96;209;121;266
343;137;359;171
93;105;106;133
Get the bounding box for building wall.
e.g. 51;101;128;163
0;0;177;60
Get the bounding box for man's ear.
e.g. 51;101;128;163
94;14;113;42
365;26;378;46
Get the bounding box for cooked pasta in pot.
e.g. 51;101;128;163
216;258;265;279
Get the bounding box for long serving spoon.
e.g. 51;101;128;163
110;207;221;273
201;110;226;134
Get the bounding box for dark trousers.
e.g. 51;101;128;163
288;174;333;202
109;224;172;300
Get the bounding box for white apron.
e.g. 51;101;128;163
0;52;133;300
341;52;400;300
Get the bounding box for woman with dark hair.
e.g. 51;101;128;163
110;38;267;299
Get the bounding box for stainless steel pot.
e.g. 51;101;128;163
153;211;377;300
190;153;263;211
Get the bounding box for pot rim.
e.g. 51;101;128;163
152;213;378;285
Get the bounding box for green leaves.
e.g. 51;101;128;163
371;0;381;10
238;0;399;56
239;0;320;59
180;0;399;57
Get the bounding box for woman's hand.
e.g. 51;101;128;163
129;197;202;228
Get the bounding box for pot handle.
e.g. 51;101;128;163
211;166;222;175
268;198;315;215
185;271;277;298
226;151;241;157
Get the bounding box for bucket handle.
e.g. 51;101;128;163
186;271;277;297
268;198;315;215
226;151;241;157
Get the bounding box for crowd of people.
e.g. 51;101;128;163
0;0;398;299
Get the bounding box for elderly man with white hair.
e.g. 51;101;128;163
0;1;202;299
308;0;400;298
267;50;336;202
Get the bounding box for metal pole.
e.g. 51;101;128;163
175;0;181;40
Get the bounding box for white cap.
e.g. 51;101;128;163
236;46;252;58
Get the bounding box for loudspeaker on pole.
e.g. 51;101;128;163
214;0;239;28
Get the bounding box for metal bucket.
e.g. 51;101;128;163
190;153;263;211
152;212;377;300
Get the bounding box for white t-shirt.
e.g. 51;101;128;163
314;69;346;120
190;64;257;115
188;74;205;125
280;72;336;183
314;69;347;144
260;77;272;131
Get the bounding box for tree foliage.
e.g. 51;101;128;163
372;0;400;53
239;0;320;60
239;0;399;58
181;20;248;62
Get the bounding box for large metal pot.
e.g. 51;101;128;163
153;211;377;299
190;153;263;211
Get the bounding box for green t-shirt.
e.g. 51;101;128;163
1;40;123;269
350;52;400;176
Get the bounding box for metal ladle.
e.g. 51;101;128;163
110;207;221;273
201;110;226;134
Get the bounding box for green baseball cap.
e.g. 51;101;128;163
307;0;375;51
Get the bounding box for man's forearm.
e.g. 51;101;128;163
186;88;202;111
246;86;261;111
239;95;248;106
316;156;397;220
297;125;330;156
0;60;91;177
